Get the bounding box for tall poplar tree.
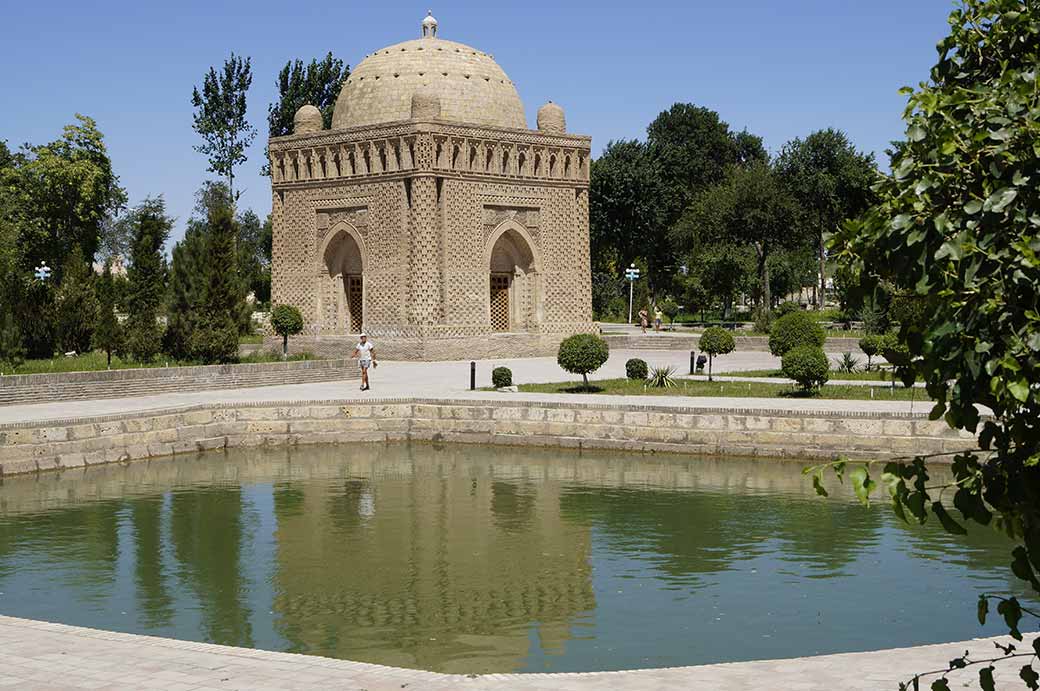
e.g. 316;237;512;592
191;54;256;199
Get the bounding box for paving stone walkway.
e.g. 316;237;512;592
0;615;1030;690
0;349;929;426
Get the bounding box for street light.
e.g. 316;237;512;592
624;264;640;325
34;262;51;282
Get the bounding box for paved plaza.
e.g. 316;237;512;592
0;348;923;427
1;615;1031;690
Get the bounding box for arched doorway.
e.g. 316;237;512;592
322;227;364;333
488;225;539;332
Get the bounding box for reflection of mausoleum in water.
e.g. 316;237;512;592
268;12;594;360
270;447;595;673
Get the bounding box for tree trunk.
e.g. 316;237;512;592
817;215;826;310
755;242;770;311
282;334;288;360
708;354;714;382
582;372;589;390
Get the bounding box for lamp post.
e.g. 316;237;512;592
625;264;640;324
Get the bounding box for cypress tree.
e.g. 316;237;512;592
93;261;123;368
190;200;240;363
54;248;99;354
124;198;171;362
164;226;207;360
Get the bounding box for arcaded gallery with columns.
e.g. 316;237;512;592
267;13;594;360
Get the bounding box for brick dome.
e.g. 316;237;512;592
332;36;526;130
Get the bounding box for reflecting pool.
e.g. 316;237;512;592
0;443;1027;673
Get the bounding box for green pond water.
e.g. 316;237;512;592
0;443;1028;674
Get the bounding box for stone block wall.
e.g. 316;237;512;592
0;359;359;406
0;397;979;477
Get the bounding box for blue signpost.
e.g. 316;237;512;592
34;263;51;282
625;264;640;324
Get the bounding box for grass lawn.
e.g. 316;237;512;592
1;349;315;375
239;334;265;345
731;368;894;382
517;377;927;401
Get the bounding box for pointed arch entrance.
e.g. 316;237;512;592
487;221;541;332
321;223;366;333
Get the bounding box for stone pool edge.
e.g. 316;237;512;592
1;613;1032;690
0;395;978;477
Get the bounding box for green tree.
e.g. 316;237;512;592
191;54;256;198
589;140;661;278
557;334;609;390
190;199;241;364
270;303;303;359
776;129;877;309
679;242;755;319
54;248;98;354
675;160;799;309
647;103;764;228
824;2;1040;686
0;311;24;373
699;326;735;381
268;53;348;135
164;225;206;360
1;115;126;279
124;198;171;362
93;260;122;368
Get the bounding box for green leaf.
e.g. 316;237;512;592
977;595;988;625
986;187;1018;213
850;466;876;506
812;472;829;497
1020;664;1039;691
997;597;1023;640
930;679;951;691
964;199;983;215
932;502;967;535
979;666;996;691
908;124;927;142
1009;378;1030;402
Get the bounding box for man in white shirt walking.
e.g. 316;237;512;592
350;333;377;391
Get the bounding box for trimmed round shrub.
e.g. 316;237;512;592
775;301;802;317
625;357;648;380
557;333;610;389
699;326;735;381
270;303;304;358
858;334;885;370
768;311;826;356
782;346;830;392
492;366;513;388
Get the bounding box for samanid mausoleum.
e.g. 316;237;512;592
268;12;594;360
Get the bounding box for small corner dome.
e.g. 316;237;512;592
537;101;566;134
293;104;323;134
411;87;442;120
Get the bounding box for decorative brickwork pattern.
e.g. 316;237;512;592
270;29;594;359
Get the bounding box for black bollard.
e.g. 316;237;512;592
690;350;696;375
470;361;476;390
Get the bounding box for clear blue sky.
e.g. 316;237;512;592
3;0;954;251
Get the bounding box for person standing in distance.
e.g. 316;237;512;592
351;333;377;391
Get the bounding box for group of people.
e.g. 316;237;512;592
638;307;665;334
